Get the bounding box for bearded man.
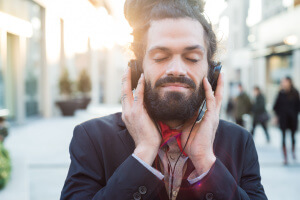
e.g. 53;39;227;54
60;0;267;199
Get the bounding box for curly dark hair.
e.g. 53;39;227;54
124;0;217;68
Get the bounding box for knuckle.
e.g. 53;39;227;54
121;94;127;101
121;113;127;122
207;95;214;102
121;75;127;84
215;90;223;97
122;112;130;121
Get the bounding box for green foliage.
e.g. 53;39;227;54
59;68;73;96
0;126;8;142
77;69;91;95
0;142;11;190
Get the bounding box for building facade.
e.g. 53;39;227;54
221;0;300;110
0;0;45;123
219;0;251;102
249;1;300;107
0;0;130;124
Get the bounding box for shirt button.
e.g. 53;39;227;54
133;192;141;200
170;155;175;160
172;190;178;197
139;186;147;195
206;192;214;200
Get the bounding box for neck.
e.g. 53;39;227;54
162;120;184;129
161;108;200;130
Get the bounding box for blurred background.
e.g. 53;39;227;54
0;0;299;199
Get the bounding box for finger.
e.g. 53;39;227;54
214;73;224;114
133;73;145;105
121;67;133;110
203;76;215;112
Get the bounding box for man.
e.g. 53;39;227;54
251;86;270;143
61;0;267;199
234;83;252;127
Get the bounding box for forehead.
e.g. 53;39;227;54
146;18;206;52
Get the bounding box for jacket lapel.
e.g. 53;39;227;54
117;129;135;155
117;115;135;155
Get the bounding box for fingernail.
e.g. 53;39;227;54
138;73;144;83
139;73;144;81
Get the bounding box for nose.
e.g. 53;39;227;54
165;56;187;77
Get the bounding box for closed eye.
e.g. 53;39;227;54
186;58;199;63
154;58;168;63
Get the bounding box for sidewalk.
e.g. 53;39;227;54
0;104;122;200
252;126;300;200
0;104;299;200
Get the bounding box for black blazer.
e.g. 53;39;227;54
60;112;267;200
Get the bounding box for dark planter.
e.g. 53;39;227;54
79;97;91;109
0;110;9;142
56;99;83;116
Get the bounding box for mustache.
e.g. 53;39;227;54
154;76;196;89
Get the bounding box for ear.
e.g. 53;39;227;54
128;60;142;89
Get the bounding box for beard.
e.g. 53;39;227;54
144;76;206;122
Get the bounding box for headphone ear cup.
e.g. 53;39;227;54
207;66;215;86
208;62;221;92
207;62;217;87
128;60;142;89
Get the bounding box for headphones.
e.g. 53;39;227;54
128;59;222;91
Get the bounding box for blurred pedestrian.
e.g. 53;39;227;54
226;96;235;121
273;77;300;165
251;86;270;143
234;83;252;127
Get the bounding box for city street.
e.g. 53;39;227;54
0;105;299;200
1;0;300;200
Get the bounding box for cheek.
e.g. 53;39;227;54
143;64;164;88
144;72;156;88
190;67;208;87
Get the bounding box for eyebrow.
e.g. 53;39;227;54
148;46;171;54
184;45;205;53
148;45;205;54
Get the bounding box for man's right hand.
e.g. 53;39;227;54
121;67;161;165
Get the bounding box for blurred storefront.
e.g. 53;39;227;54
0;0;131;124
250;2;300;106
221;0;300;109
0;0;44;123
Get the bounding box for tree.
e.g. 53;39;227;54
77;69;91;97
